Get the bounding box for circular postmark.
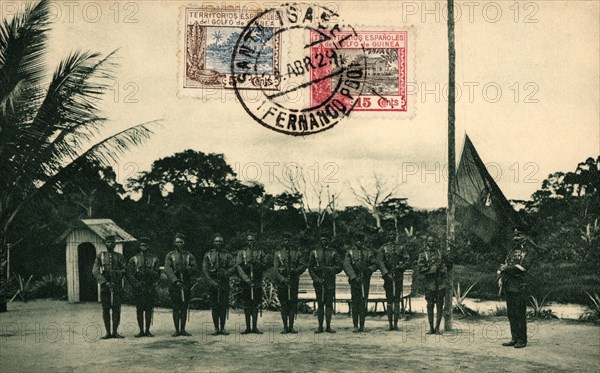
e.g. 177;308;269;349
231;3;367;136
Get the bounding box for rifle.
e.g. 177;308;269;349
180;273;185;303
250;260;254;302
361;277;365;299
387;248;396;299
100;252;120;307
286;251;291;301
315;250;326;303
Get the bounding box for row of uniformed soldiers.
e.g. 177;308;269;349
92;230;533;347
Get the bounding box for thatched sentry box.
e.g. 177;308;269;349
62;219;136;303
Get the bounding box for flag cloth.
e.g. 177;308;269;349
454;135;523;246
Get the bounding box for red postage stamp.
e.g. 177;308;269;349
309;29;414;114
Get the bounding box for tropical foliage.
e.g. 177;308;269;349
0;0;156;309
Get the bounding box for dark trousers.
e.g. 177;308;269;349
209;285;230;331
383;277;403;328
313;284;335;306
313;283;335;329
383;277;403;303
506;291;528;343
100;288;122;334
425;288;445;331
241;282;264;331
278;283;299;329
240;282;264;309
169;286;190;332
350;277;371;328
134;289;155;332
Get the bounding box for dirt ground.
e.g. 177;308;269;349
1;300;598;372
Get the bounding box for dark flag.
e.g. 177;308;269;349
454;135;523;247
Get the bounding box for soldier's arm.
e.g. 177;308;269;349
443;249;454;270
272;251;286;283
236;251;251;283
163;253;178;285
398;249;411;271
331;252;343;274
92;255;107;285
367;252;379;273
417;252;429;274
126;257;141;288
202;254;216;283
505;247;536;275
260;250;271;271
376;248;390;277
189;253;199;271
307;252;323;283
343;252;357;281
294;252;308;275
225;253;238;277
149;257;161;283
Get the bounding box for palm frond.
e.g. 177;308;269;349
2;120;160;233
0;0;50;116
21;50;119;183
40;119;160;192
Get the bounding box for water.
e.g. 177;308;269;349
334;297;588;319
205;26;274;74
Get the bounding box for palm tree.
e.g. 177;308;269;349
212;30;223;46
0;0;157;311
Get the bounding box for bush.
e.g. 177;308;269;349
30;275;67;300
580;292;600;324
492;305;507;316
418;263;600;305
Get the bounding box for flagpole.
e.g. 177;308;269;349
445;0;456;331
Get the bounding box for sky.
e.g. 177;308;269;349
5;0;599;209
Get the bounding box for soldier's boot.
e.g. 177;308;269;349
426;304;435;334
315;306;324;333
280;304;288;333
252;307;262;334
172;310;181;337
242;309;252;334
179;310;191;336
219;309;229;335
435;302;443;334
325;306;336;333
112;306;124;338
101;309;112;339
351;303;359;332
210;309;220;335
145;309;154;337
386;304;394;331
288;309;298;334
359;302;367;332
135;309;145;337
393;303;401;331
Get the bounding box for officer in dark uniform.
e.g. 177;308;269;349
498;229;537;349
378;235;411;331
203;233;236;336
164;233;198;337
92;234;126;339
127;237;160;337
308;232;343;333
417;236;452;334
273;232;307;334
236;233;269;334
343;233;378;332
